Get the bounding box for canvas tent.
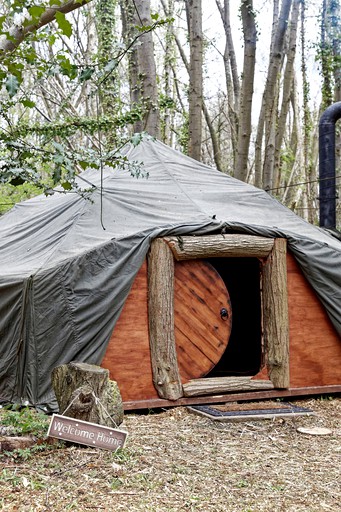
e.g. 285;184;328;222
0;138;340;409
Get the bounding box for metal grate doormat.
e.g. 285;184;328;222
187;401;315;422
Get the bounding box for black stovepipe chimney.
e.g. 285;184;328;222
319;101;341;229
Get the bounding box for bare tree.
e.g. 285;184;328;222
120;0;160;137
160;0;176;145
162;0;222;168
273;0;300;190
331;0;341;102
234;0;257;182
216;0;240;161
186;0;203;161
254;0;293;190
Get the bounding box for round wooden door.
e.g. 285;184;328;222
174;259;232;381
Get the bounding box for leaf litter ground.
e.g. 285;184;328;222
0;397;340;511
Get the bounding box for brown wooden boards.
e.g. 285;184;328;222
286;252;341;387
100;261;154;401
174;260;232;381
123;385;341;410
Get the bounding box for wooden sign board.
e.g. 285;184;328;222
48;414;128;451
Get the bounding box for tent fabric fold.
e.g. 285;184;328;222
0;138;340;409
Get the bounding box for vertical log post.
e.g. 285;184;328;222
148;239;183;400
262;238;290;388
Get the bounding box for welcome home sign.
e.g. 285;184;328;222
48;414;128;451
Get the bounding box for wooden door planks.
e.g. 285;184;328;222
174;260;232;381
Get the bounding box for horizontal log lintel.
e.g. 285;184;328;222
164;235;274;260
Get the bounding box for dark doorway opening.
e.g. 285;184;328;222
206;257;262;377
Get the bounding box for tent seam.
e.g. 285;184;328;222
57;270;81;349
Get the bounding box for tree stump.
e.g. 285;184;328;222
51;362;123;427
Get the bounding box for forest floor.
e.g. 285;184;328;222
0;397;340;511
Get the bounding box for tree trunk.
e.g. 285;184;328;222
300;0;315;223
120;0;139;118
216;0;240;163
96;0;120;148
160;0;175;145
120;0;160;137
254;105;265;188
320;0;334;109
183;377;274;397
234;0;257;182
331;0;341;102
202;98;223;171
255;0;293;190
281;84;300;206
273;0;300;190
171;20;221;169
186;0;203;161
51;362;124;427
330;0;341;226
0;436;38;452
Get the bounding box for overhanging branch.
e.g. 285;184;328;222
0;0;93;54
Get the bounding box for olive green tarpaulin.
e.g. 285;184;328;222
0;139;340;409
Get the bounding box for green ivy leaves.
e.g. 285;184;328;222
27;6;46;22
5;75;20;97
79;67;95;82
55;12;73;38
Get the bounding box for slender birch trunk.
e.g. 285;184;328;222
216;0;240;162
254;0;293;190
234;0;257;182
273;0;300;189
186;0;203;161
161;0;175;145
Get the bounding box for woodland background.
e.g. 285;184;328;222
0;0;340;229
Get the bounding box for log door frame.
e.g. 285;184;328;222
147;235;290;400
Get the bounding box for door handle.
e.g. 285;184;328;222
220;308;229;320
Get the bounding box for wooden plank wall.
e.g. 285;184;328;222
286;252;341;387
100;261;154;401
